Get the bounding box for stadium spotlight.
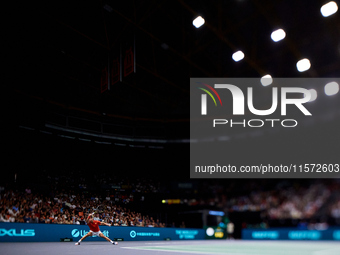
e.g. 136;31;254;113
308;89;317;102
321;1;338;17
260;74;273;86
324;81;339;96
271;29;286;42
232;50;245;62
296;58;311;72
193;16;205;28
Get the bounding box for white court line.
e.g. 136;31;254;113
143;242;196;245
144;242;175;244
120;246;260;255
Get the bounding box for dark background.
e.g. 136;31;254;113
2;0;340;237
4;0;340;175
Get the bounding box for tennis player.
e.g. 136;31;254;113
75;213;118;245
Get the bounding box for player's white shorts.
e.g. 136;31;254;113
90;230;102;237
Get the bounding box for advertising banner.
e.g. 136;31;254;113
0;223;205;242
242;228;340;241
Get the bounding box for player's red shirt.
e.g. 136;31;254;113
87;220;101;232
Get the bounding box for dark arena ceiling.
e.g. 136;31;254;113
4;0;340;174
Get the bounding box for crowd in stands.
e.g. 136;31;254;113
329;195;340;225
267;183;331;219
225;182;335;220
0;186;166;227
197;179;340;223
160;179;339;222
331;200;340;219
1;177;339;226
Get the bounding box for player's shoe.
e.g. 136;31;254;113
112;241;118;245
75;242;80;245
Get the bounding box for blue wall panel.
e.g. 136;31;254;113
242;228;340;241
0;223;205;242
